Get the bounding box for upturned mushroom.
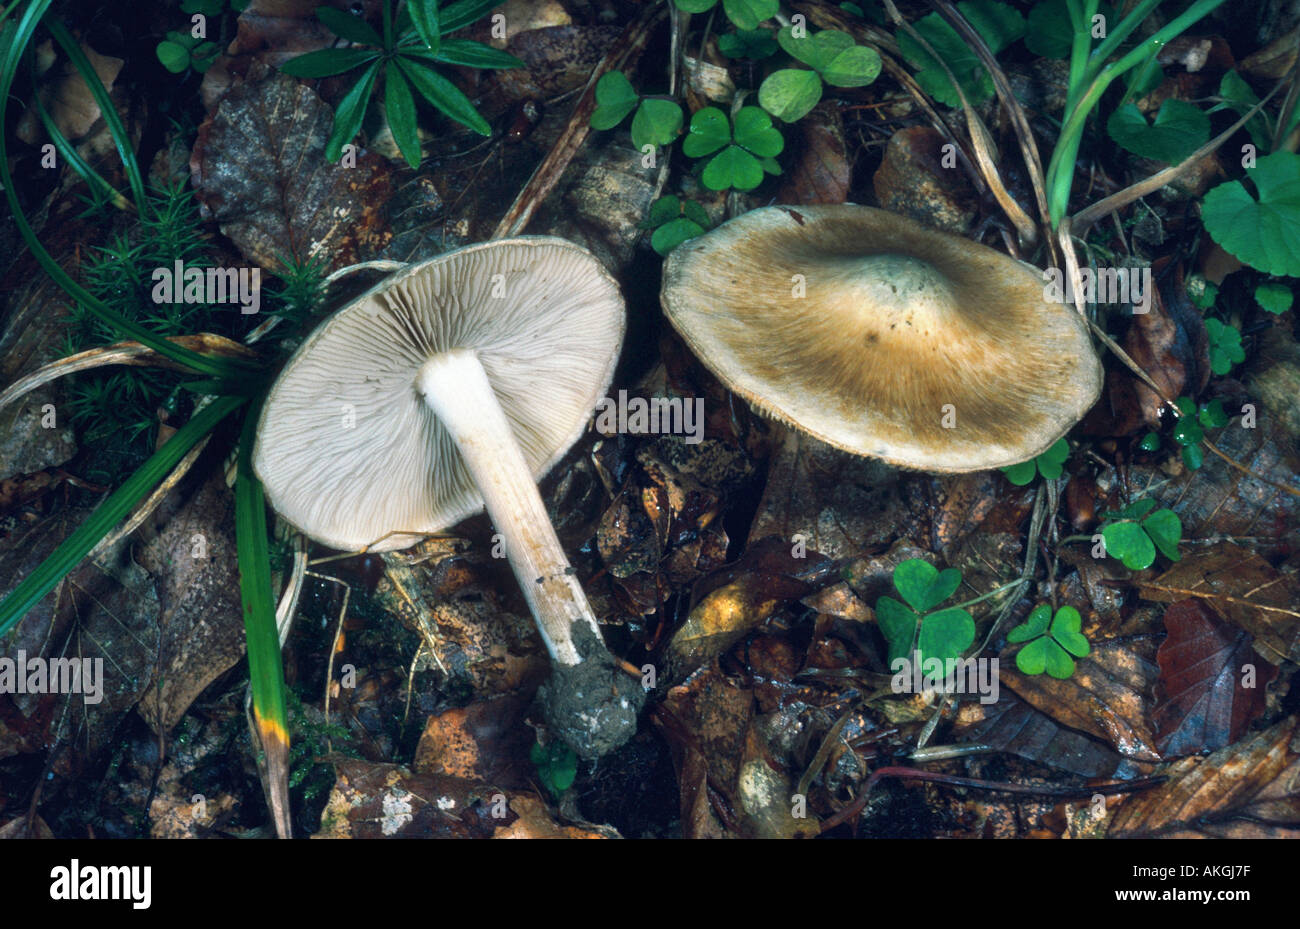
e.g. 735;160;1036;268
253;237;644;758
660;204;1101;471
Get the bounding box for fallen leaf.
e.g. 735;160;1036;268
1108;715;1300;838
190;64;394;272
1152;599;1276;757
954;690;1123;777
777;101;850;205
1138;543;1300;665
1001;637;1162;762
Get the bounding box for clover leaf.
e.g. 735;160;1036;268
683;106;783;191
643;196;710;255
590;71;639;129
1107;99;1210;164
1100;502;1182;570
874;559;974;666
760;27;879;122
1000;437;1069;486
896;0;1025;107
1007;604;1089;678
673;0;777;30
1204;317;1246;375
1202;151;1300;276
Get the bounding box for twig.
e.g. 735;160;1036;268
492;2;668;238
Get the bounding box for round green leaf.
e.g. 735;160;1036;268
778;27;854;71
821;44;881;87
1141;508;1182;562
1172;416;1204;447
874;596;919;663
1000;458;1037;486
651;218;705;256
722;0;777;30
757;68;822;123
1102;520;1156;570
682;107;732;158
681;199;710;227
701;145;764;191
1181;444;1204;470
1042;640;1077;679
1106;99;1210;163
731;106;784;156
1254;282;1293;315
1014;636;1052;675
1204;317;1245;375
918;607;975;664
1007;603;1051;643
156;40;191;73
631;98;683;149
590;71;639;130
647;195;682;228
1202;152;1300;277
1024;0;1071;58
1197;398;1229;429
1049;606;1089;658
1138;432;1161;452
893;558;940;612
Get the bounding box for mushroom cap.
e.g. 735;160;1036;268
660;204;1102;472
253;237;624;552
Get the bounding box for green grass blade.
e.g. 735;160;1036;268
0;395;244;639
28;77;131;210
45;18;147;212
235;395;292;838
0;9;258;379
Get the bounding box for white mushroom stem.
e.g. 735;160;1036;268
417;348;604;667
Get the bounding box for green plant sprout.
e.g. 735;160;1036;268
1000;437;1069;486
1098;498;1181;570
157;0;247;76
1041;0;1227;226
589;72;684;151
1204;318;1246;375
531;739;578;797
758;26;881;122
642;195;711;255
682;105;784;191
1138;396;1229;471
874;559;975;668
1007;603;1090;678
280;0;521;167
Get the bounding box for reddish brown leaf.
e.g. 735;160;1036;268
1138;543;1300;665
1153;599;1276;757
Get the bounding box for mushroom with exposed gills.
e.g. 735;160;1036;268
660;204;1102;471
253;237;644;758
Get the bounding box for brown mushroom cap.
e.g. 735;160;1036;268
254;237;624;552
660;205;1102;472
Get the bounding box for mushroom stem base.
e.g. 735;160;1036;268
416;348;602;667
